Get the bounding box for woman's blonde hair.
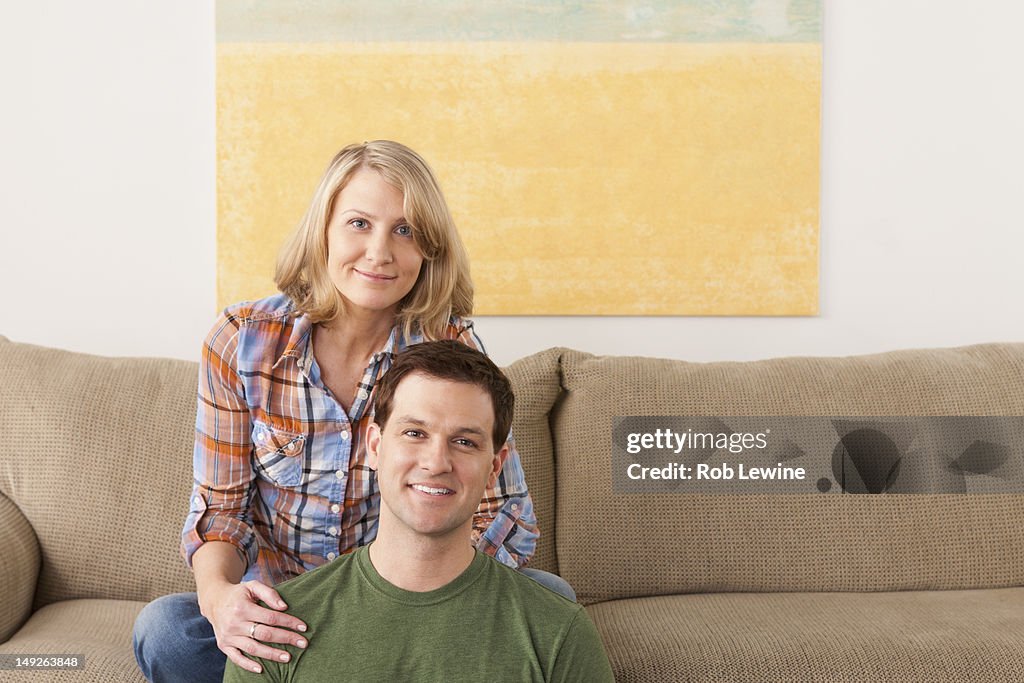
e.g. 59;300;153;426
275;140;473;340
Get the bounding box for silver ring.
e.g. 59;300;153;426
249;622;258;639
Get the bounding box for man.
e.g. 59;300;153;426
223;340;614;682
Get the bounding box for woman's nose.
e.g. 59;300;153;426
364;229;393;264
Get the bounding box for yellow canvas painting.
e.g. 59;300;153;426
217;1;820;315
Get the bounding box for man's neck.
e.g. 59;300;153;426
367;524;477;592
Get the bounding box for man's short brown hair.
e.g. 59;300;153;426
373;341;514;453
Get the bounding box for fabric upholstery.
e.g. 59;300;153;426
553;344;1024;604
588;587;1024;682
4;335;1024;682
0;492;39;642
0;599;146;682
0;338;198;608
503;348;563;574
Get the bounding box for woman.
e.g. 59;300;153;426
133;141;571;683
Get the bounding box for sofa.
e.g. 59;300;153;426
1;334;1023;681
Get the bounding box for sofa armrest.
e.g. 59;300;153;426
0;493;40;643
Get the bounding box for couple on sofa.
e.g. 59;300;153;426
132;141;613;682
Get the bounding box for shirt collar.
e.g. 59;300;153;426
273;310;411;373
273;310;315;372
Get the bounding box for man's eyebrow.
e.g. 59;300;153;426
452;426;487;438
393;416;486;437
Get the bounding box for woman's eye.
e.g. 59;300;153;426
351;218;368;229
395;225;412;237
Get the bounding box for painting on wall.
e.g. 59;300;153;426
217;1;821;315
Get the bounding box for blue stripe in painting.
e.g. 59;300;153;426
217;0;820;44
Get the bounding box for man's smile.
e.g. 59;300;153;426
410;483;455;496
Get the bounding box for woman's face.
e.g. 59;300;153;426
325;168;425;321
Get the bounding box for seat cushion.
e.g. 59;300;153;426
0;599;146;682
588;587;1024;682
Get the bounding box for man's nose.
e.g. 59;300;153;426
419;439;453;474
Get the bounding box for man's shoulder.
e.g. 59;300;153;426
479;555;582;619
476;556;613;680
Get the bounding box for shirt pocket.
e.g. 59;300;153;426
252;420;306;487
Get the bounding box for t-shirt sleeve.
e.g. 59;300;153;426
550;608;616;683
222;657;285;683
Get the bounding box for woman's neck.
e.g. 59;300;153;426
316;306;397;360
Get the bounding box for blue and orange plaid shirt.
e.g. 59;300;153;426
181;294;538;585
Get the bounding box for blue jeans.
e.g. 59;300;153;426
132;569;575;682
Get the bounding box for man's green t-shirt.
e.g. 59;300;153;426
223;546;614;683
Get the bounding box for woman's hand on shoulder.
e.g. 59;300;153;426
199;579;309;674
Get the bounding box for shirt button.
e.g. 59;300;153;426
335;470;345;479
327;552;337;561
328;527;338;536
340;430;350;441
357;388;369;400
511;503;518;511
193;497;202;507
331;504;340;513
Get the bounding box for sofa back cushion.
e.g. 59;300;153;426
553;345;1024;605
0;337;565;605
0;338;198;606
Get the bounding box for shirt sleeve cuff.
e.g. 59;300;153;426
180;493;259;571
474;495;538;569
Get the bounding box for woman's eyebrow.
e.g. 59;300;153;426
339;208;407;224
339;208;377;219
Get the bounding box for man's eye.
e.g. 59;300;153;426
454;438;477;448
395;224;412;237
403;430;424;438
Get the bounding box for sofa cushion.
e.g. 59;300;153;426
588;588;1024;682
0;599;146;682
504;348;563;574
0;493;39;641
553;345;1024;604
0;339;198;607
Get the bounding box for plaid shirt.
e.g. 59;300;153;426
181;294;538;585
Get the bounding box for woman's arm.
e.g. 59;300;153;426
181;309;259;570
181;309;308;673
453;322;540;567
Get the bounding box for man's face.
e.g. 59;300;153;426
367;372;505;541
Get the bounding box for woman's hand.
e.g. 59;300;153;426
199;579;308;674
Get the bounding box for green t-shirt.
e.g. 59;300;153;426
223;546;613;683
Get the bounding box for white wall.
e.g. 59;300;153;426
2;1;1022;367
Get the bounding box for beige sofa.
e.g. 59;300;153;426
1;334;1023;681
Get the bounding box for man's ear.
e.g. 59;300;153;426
367;422;382;471
487;443;508;487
